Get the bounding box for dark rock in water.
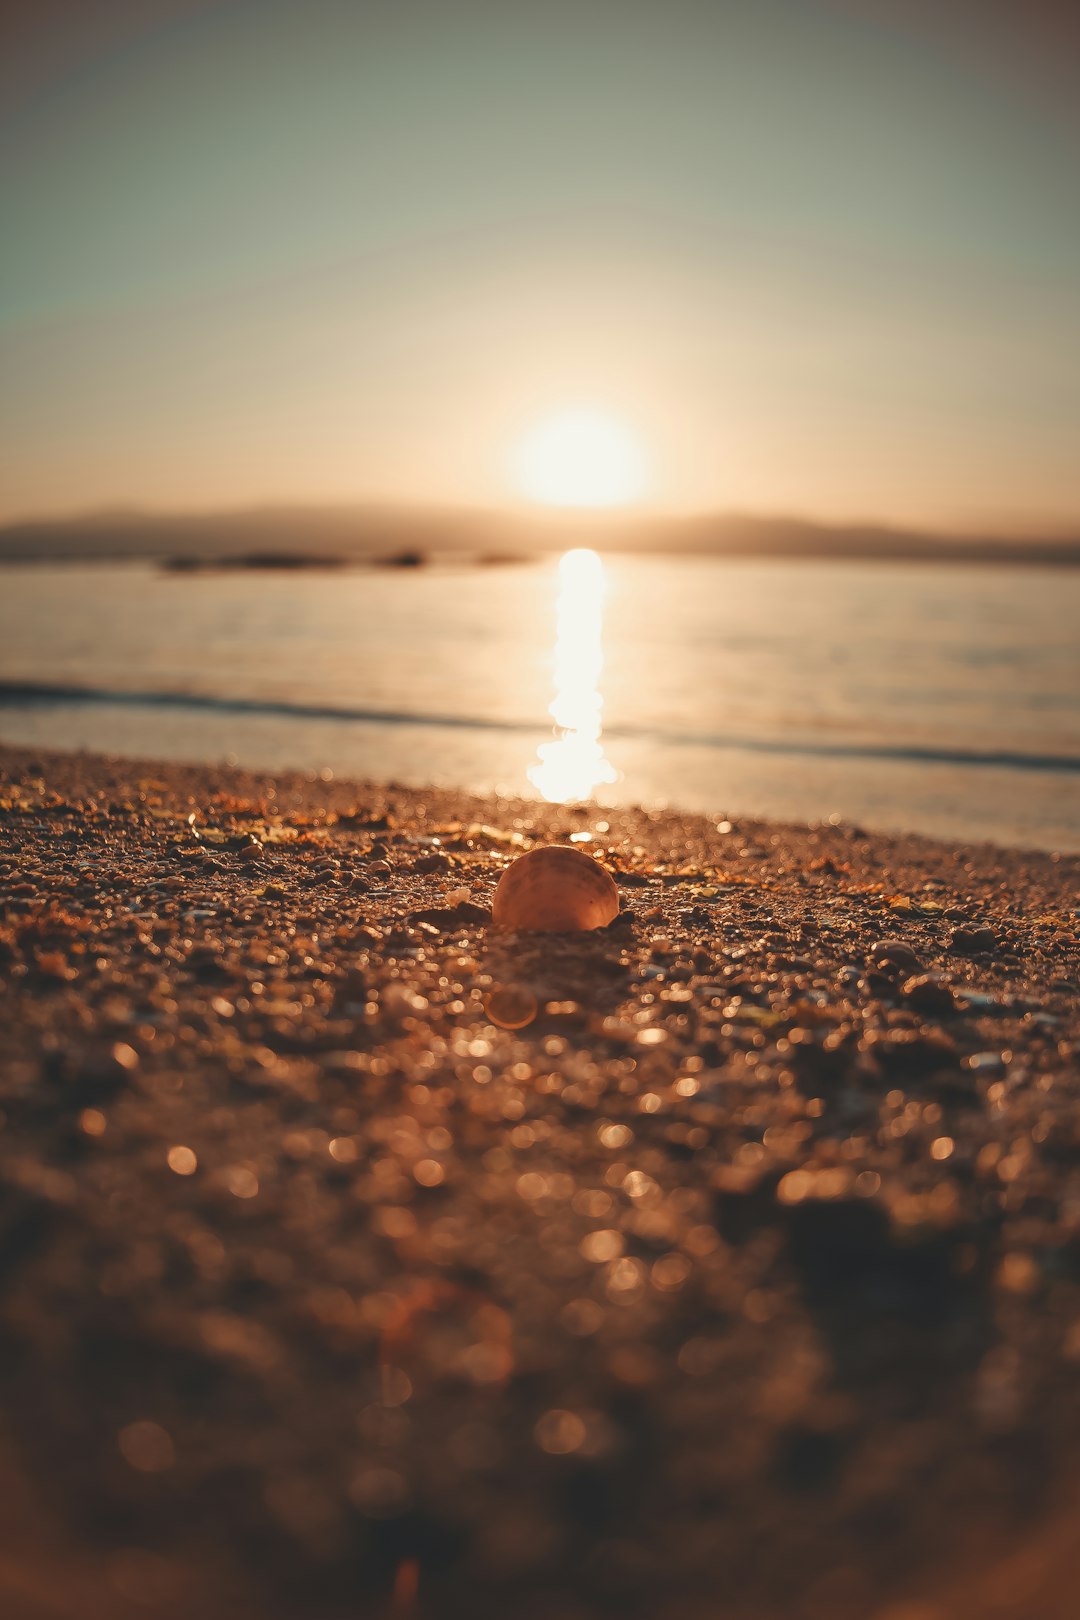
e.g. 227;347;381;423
378;549;426;568
163;552;349;571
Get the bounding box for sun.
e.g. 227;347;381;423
513;408;648;508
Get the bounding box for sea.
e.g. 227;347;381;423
1;553;1078;852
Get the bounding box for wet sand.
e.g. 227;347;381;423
1;744;1079;1620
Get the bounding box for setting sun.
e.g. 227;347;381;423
513;408;648;508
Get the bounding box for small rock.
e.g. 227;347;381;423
868;939;923;973
949;924;996;955
74;1042;140;1101
901;974;957;1016
34;950;77;983
870;1027;959;1076
410;901;491;930
783;1193;960;1320
712;1163;782;1243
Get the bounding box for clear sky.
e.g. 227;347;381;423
2;0;1078;530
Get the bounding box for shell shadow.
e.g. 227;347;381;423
480;913;634;1036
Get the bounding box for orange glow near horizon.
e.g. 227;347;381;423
528;548;618;804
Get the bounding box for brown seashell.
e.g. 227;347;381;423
491;846;619;932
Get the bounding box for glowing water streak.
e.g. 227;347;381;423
528;548;618;803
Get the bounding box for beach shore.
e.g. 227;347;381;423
1;744;1079;1620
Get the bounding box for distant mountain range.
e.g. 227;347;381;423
1;504;1078;566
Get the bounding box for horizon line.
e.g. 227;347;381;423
2;497;1079;547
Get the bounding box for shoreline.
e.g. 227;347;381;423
5;682;1080;781
1;728;1077;859
2;744;1080;1619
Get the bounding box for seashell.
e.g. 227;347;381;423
492;845;619;932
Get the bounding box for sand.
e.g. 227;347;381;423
1;744;1079;1620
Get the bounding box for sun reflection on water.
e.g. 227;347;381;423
528;548;618;803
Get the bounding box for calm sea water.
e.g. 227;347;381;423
1;555;1078;850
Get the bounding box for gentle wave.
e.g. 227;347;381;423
4;679;1079;776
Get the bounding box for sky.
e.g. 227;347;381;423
2;0;1079;531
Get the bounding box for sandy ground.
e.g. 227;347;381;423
1;744;1079;1620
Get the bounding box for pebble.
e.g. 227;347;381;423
868;938;923;972
901;974;958;1016
949;923;997;954
413;852;450;875
74;1042;140;1099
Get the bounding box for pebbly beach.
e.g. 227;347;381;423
1;743;1080;1620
